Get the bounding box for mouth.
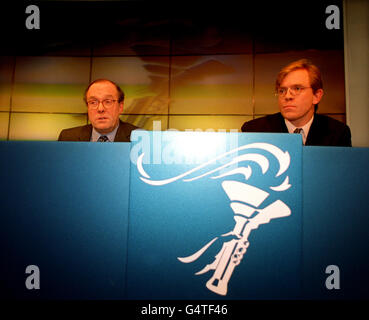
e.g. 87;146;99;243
282;105;296;110
97;117;109;121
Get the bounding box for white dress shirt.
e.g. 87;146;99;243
90;123;120;142
284;115;314;145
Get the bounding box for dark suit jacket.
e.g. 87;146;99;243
241;113;352;146
58;120;138;142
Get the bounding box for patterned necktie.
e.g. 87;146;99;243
97;135;109;142
294;128;303;134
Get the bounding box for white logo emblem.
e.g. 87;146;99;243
137;142;292;295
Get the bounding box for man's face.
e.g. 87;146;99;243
86;81;124;134
278;69;323;127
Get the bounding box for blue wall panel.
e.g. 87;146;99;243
302;147;369;299
0;135;368;300
0;142;131;299
127;132;302;299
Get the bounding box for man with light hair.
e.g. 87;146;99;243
241;59;351;146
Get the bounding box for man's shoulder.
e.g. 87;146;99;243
120;120;139;131
115;120;140;142
58;124;91;141
60;124;89;134
308;114;352;147
241;113;284;132
314;114;349;130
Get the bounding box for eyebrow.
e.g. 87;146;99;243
280;84;304;87
87;95;115;100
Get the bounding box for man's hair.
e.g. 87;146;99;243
83;79;125;104
275;59;323;93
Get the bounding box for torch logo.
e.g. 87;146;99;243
136;142;292;296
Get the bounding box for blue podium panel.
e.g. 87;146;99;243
0;142;131;299
127;131;303;299
302;147;369;299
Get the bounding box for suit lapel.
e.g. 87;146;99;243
114;120;130;142
277;113;289;133
305;115;320;146
79;125;93;141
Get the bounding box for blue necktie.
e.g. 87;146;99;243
97;135;109;142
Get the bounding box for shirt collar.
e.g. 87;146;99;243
284;115;314;145
90;122;120;142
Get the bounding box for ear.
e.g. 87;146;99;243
313;88;324;105
118;101;124;114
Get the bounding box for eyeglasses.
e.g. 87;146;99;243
275;85;312;97
87;99;117;109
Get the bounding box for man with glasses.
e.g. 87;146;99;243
241;59;351;146
58;79;138;142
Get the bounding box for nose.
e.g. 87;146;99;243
97;101;105;112
284;87;294;100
